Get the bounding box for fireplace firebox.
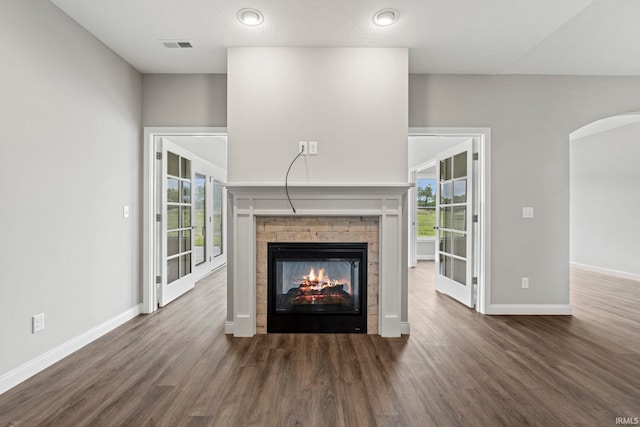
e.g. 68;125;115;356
267;242;367;333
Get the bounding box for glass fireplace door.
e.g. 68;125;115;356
268;243;367;333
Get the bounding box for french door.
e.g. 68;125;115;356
435;139;475;307
159;139;197;306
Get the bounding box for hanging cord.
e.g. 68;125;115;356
285;148;304;213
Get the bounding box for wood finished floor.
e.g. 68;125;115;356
1;263;638;426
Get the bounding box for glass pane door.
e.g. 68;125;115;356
213;180;223;258
435;139;474;308
194;173;206;266
159;139;196;307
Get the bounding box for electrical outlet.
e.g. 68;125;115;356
522;277;529;289
522;207;534;218
309;141;318;155
298;141;308;155
32;313;45;333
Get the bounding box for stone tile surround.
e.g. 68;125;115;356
255;216;380;334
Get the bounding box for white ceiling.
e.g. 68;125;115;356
50;0;640;75
164;135;227;170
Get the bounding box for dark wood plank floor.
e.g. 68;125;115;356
1;262;638;426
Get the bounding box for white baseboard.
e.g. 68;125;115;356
0;304;142;396
570;262;640;282
416;255;435;261
224;321;234;334
400;322;411;335
487;304;572;315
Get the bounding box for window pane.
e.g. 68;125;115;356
440;157;452;181
452;206;466;231
440;182;452;204
181;206;191;228
417;179;436;207
167;206;179;231
167;179;179;203
453;258;467;285
194;174;206;265
453;179;467;203
167;231;179;257
181;229;191;253
441;207;452;230
180;254;192;278
181;157;191;179
417;208;436;238
453;152;467;179
452;232;466;258
182;181;191;204
440;254;453;279
440;231;452;254
167;152;179;177
167;258;179;284
213;181;223;257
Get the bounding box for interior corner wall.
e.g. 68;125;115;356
142;74;227;127
408;74;640;306
227;47;409;183
0;0;142;378
570;122;640;277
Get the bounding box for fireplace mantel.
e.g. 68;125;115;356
225;183;410;337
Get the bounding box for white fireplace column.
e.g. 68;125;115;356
225;184;409;338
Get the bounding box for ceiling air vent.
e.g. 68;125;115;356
162;41;193;49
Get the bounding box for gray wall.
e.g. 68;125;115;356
142;74;227;127
0;0;142;376
410;74;640;305
570;121;640;276
227;48;409;183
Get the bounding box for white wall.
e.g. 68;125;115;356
570;121;640;277
0;0;142;379
227;48;408;183
410;74;640;307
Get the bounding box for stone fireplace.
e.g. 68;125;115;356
225;184;408;337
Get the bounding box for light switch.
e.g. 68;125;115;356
123;206;130;218
522;207;534;218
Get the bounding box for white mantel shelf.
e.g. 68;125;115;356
224;182;413;190
226;182;408;338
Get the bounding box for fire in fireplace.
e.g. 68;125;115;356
267;242;367;333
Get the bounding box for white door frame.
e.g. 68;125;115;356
143;127;227;314
409;127;491;314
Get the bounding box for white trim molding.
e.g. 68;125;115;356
409;127;491;314
224;321;235;334
143;126;228;314
0;304;142;396
571;262;640;282
400;322;411;335
486;304;572;315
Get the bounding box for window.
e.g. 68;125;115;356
213;180;223;257
417;178;436;238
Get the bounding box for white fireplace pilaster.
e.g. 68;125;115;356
226;183;409;338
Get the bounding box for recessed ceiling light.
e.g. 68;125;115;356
373;9;399;26
237;8;264;26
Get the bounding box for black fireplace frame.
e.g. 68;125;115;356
267;242;367;333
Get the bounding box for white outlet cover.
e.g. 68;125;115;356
33;313;45;333
522;207;534;218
